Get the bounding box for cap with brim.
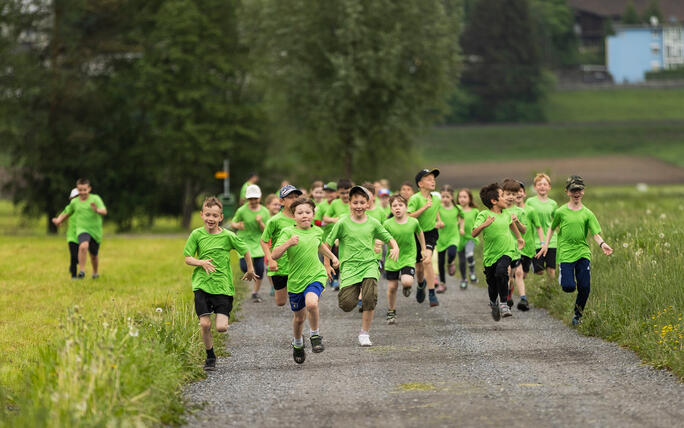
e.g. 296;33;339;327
565;175;585;191
245;184;262;199
279;184;303;199
378;188;390;197
415;168;440;185
324;181;338;191
69;188;79;199
349;185;370;200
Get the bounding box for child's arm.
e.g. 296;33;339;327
52;212;70;226
184;256;216;274
408;199;432;218
509;222;525;250
319;243;339;281
90;203;107;216
511;214;526;235
261;240;278;272
593;234;613;256
387;238;399;262
256;214;266;232
535;226;556;258
416;231;429;263
458;217;465;236
240;251;259;281
536;226;545;246
471;216;495;238
231;221;245;230
435;210;444;229
272;235;298;260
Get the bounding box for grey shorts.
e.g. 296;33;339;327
338;278;378;312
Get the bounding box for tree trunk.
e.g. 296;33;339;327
181;178;194;230
46;209;58;234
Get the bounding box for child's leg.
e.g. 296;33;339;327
437;250;446;284
546;248;557;279
68;242;79;277
78;241;89;272
422;248;435;290
215;313;229;333
305;292;319;332
90;254;99;275
360;278;378;332
514;265;526;297
273;275;288;306
200;315;213;350
447;245;457;269
293;308;307;340
387;279;398;310
495;257;510;303
458;248;467;279
253;257;264;294
338;284;361;312
573;259;591;318
484;265;498;303
465;241;476;276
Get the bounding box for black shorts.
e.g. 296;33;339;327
533;247;557;273
385;266;416;281
521;255;532;273
77;233;100;256
194;289;233;318
240;257;265;278
415;228;439;263
510;258;522;269
272;275;288;290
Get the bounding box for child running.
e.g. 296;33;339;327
58;188;80;279
472;183;524;321
408;169;444;307
323;179;352;290
502;179;529;310
183;196;257;371
436;185;463;293
52;178;107;279
456;188;479;289
263;193;282;296
527;173;558;279
537;176;612;325
364;181;388;271
517;182;543;310
272;198;339;364
231;184;270;303
261;185;303;307
383;195;426;324
325;186;399;346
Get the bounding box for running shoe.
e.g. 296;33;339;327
507;298;514;308
517;298;529;311
310;335;324;353
332;279;339;291
252;293;263;303
386;310;396;325
77;271;85;280
203;357;217;371
269;286;275;296
500;303;512;318
402;286;412;297
571;315;582;326
507;285;514;307
436;284;446;294
358;333;372;347
469;273;477;284
490;301;501;321
416;280;427;303
91;274;99;279
429;292;439;307
448;262;456;276
292;342;306;364
460;279;468;289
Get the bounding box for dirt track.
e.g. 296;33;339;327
435;155;684;187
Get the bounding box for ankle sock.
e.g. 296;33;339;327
428;289;435;296
293;337;303;347
310;329;319;337
359;330;368;336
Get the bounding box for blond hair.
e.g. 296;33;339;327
533;173;551;185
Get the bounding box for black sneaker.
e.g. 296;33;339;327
292;343;306;364
429;292;439;307
402;286;412;297
490;301;501;322
91;274;99;279
571;315;582;326
310;335;324;353
203;357;217;371
517;298;529;311
386;310;396;325
416;280;426;303
252;293;263;303
507;298;514;308
77;271;85;280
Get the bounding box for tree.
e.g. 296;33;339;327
622;1;641;24
460;0;547;122
529;0;579;67
642;0;663;23
250;0;462;179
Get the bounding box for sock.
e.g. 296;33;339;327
428;289;435;296
359;330;368;336
293;337;303;347
310;329;319;337
206;347;216;359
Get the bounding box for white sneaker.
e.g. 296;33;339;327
358;333;372;347
500;303;512;318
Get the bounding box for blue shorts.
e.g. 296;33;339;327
288;281;324;312
558;258;590;292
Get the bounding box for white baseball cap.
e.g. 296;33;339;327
69;188;79;199
245;184;262;199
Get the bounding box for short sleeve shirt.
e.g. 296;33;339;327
367;205;389;259
521;204;540;258
473;209;516;267
183;227;247;296
458;207;480;250
383;217;421;271
326;216;392;288
325;199;350;220
552;205;602;264
436;205;463;252
232;204;270;258
408;192;441;232
275;226;328;294
261;212;297;276
64;194;106;243
504;205;525;259
526;196;558;248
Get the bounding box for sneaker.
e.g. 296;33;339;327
386;310;396;325
310;335;324;353
429;292;439;307
332;279;339;291
517;298;529;311
490;301;501;322
252;293;263;303
416;280;426;303
571;315;582;326
77;271;85;280
507;298;514;308
469;274;477;284
460;279;468;289
436;284;446;294
203;357;217;371
448;263;456;276
91;274;99;279
269;286;275;296
402;286;412;297
358;333;372;347
292;342;306;364
500;303;512;318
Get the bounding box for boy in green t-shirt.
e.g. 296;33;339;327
502;179;530;310
239;172;259;204
184;197;257;371
52;178;107;279
272;198;339;364
537;176;612;326
323;178;352;290
59;188;80;278
472;183;524;321
231;184;270;303
407;169;444;307
436;185;463;294
527;173;558;279
260;185;302;307
325;186;399;347
313;181;337;232
383;195;426;325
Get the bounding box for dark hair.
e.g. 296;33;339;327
401;181;413;189
290;197;316;214
389;194;407;206
310;180;324;192
337;178;352;190
349;187;370;201
203;196;223;211
479;183;501;209
76;178;90;186
441;184;454;195
458;188;477;208
502;178;522;193
362;181;376;196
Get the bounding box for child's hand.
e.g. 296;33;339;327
459;226;465;235
268;258;278;272
421;250;430;264
517;237;525;250
325;264;335;281
374;239;383;254
511;214;518;223
90;203;98;212
425;197;432;209
601;242;613;256
331;256;340;269
51;217;60;226
435;220;445;229
535;246;548;259
200;259;216;274
242;270;259;281
233;222;245;230
483;216;495;227
255;214;262;223
388;247;399;262
288;235;299;246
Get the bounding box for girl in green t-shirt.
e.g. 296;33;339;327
436;185;463;293
457;188;480;289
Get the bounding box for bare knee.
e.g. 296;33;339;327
199;317;212;332
306;300;318;312
400;275;413;287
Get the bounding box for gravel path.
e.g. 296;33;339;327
184;275;683;427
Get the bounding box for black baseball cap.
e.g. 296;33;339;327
415;168;440;185
349;185;370;200
565;176;585;191
279;184;303;198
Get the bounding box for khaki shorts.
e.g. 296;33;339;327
338;278;378;312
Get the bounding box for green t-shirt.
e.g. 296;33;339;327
326;216;392;288
526;196;558;248
382;217;421;271
314;199;334;240
325;198;350;220
504;205;525;259
408;191;441;232
521;204;540;258
61;207;78;244
458;207;480;250
552;205;602;264
275;226;328;294
183;227;247;296
380;204;391;218
436;205;463;252
239;181;250;200
261;212;296;276
367;205;388;260
232;203;270;258
64;194;106;243
473;209;516;267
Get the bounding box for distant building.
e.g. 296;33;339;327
607;24;684;83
